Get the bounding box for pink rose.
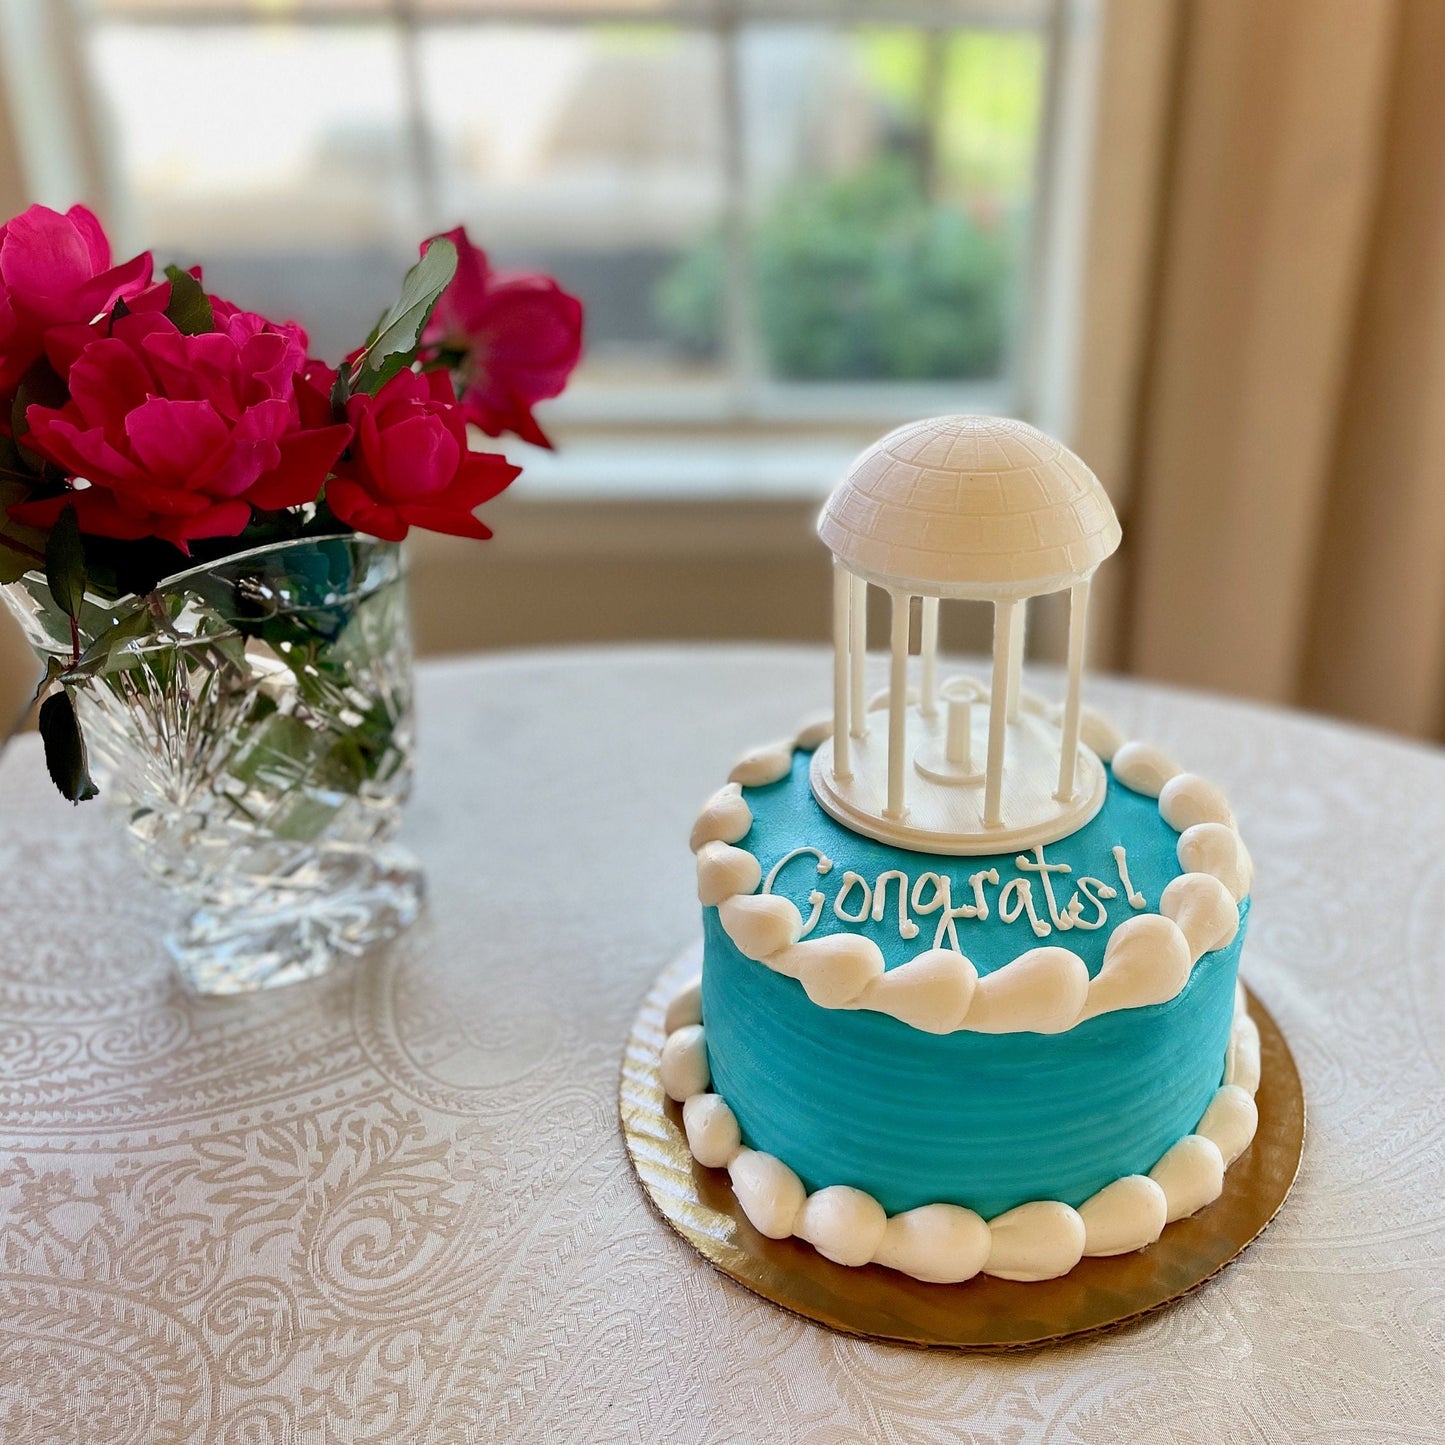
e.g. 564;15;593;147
327;368;519;542
11;304;351;549
420;226;582;449
0;204;152;393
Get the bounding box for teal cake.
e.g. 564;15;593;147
703;749;1248;1221
664;712;1259;1284
658;416;1261;1285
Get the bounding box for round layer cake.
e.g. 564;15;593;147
663;711;1260;1284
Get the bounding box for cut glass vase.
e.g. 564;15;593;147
2;535;423;994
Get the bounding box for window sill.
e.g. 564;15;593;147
497;434;863;503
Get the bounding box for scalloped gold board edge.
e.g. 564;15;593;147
620;944;1304;1351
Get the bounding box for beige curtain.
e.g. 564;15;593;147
1087;0;1445;739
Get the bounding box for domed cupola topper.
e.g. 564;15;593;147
812;415;1122;855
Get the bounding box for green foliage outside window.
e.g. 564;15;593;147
655;159;1022;382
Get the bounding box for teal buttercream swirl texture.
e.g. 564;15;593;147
700;752;1249;1218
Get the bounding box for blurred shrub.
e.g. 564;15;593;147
655;159;1018;381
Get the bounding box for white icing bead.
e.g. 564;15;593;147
1196;1084;1259;1166
728;1150;805;1240
1149;1135;1225;1222
717;893;803;962
659;1024;709;1103
1177;822;1253;901
682;1093;741;1169
1111;741;1182;798
1160;873;1240;962
983;1200;1086;1281
1235;977;1248;1017
728;739;795;788
793;711;833;751
965;948;1090;1034
795;1185;887;1268
663;974;703;1034
688;783;753;853
854;949;978;1034
1080;708;1126;763
773;934;884;1008
1078;1174;1169;1257
1080;915;1192;1020
695;840;762;907
873;1203;991;1284
1225;1012;1262;1094
1158;773;1235;832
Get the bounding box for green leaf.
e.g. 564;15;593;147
10;359;68;473
357;351;410;394
38;690;99;803
44;504;87;619
7;390;24;443
63;605;155;682
80;534;187;602
13;358;68;425
30;655;66;704
163;264;214;336
351;238;457;394
10;387;42;471
0;542;36;585
0;434;32;479
0;464;52;583
226;711;316;791
330;364;351;416
211;631;248;670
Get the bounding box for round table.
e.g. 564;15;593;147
0;647;1440;1443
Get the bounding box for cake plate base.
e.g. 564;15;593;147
620;944;1305;1351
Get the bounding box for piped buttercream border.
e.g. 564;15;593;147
691;708;1253;1036
660;975;1262;1284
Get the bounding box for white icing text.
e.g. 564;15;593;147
763;843;1143;951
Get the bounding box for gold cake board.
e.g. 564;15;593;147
620;944;1305;1351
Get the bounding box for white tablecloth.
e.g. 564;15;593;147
0;646;1441;1443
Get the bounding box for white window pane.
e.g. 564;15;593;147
414;0;720;16
84;22;416;356
736;0;1045;19
418;24;728;389
88;1;391;16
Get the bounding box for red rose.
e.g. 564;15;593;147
326;368;519;542
0;204;152;393
11;304;351;549
420;226;582;449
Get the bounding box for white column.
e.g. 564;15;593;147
984;600;1020;828
885;591;911;819
831;560;852;780
1056;579;1090;801
1006;595;1027;721
945;690;973;770
919;596;940;719
849;573;867;739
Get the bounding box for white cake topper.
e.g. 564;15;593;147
812;415;1122;855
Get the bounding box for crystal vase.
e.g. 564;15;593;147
1;536;423;994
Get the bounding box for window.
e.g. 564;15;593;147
15;0;1062;489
